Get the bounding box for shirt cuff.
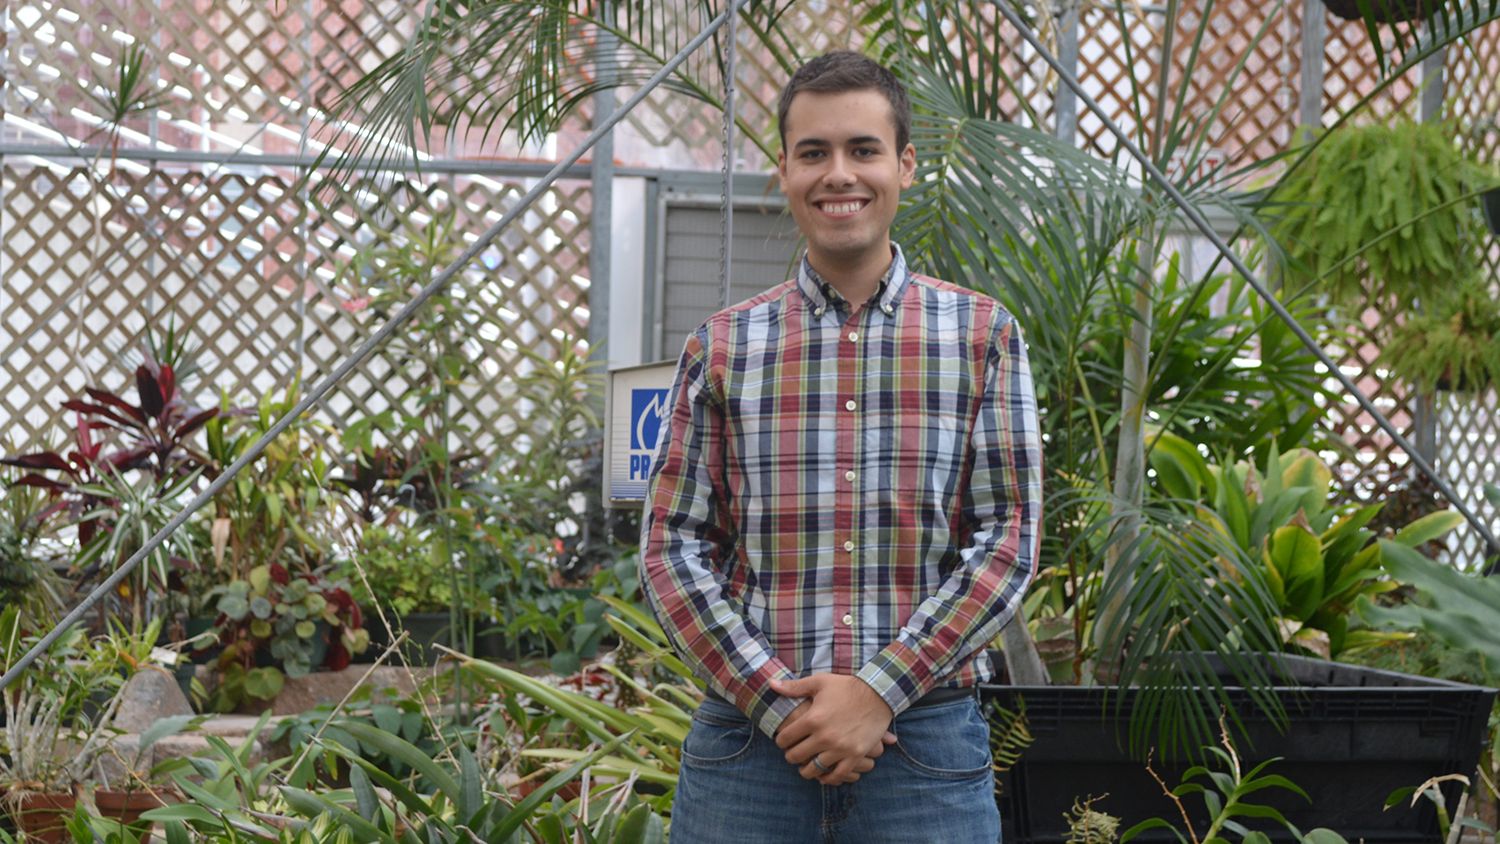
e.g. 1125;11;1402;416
752;692;802;739
855;639;936;718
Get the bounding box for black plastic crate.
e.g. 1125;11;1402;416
981;654;1497;842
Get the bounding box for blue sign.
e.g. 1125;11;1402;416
629;388;669;482
631;389;669;450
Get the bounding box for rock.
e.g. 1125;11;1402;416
111;666;193;733
267;665;436;715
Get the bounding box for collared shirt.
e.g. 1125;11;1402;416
639;244;1042;737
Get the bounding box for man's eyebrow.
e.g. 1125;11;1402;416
792;135;886;151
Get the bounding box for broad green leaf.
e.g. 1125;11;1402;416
1148;430;1214;501
336;719;461;800
1279;449;1332;518
1390;510;1464;548
1264;525;1324;620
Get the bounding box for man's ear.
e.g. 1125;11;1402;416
899;143;916;189
776;149;788;191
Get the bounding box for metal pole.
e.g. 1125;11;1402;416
589;1;618;361
1296;0;1326;138
1413;44;1448;467
1053;0;1080;143
988;0;1500;562
719;2;737;310
0;0;755;693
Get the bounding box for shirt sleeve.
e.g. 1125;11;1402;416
855;312;1042;716
639;326;802;738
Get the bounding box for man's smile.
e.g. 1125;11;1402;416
815;199;870;217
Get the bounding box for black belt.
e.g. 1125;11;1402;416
706;684;976;710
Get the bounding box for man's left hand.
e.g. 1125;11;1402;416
770;675;894;785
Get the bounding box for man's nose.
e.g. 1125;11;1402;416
821;153;855;187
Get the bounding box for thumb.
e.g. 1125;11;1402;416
883;731;897;745
770;675;820;697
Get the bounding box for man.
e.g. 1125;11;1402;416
639;50;1041;843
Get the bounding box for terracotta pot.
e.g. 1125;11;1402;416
93;788;168;837
1321;0;1445;22
10;790;76;844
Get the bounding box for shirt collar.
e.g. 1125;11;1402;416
797;244;911;318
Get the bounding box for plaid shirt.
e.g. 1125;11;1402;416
639;245;1041;738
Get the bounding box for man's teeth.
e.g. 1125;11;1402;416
821;201;864;214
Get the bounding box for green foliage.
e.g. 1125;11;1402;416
1120;726;1350;844
1383;275;1500;392
1147;433;1462;659
202;382;339;588
1269;119;1487;306
504;553;641;674
0;609;152;792
1358;540;1500;665
1064;795;1121;844
209;563;369;700
340;523;453;616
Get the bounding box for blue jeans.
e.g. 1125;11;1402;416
670;696;1001;843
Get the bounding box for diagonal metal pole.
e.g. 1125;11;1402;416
0;0;752;693
989;0;1500;565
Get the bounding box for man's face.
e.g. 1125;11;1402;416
777;88;916;274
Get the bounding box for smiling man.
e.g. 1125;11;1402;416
640;50;1041;843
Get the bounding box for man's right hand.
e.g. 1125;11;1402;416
776;701;897;786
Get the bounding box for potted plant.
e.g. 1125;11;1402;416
987;434;1494;841
1382;277;1500;393
206;563;369;711
0;610;136;843
340;521;459;663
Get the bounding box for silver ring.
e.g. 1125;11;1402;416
811;755;830;773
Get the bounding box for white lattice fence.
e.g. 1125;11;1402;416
0;163;590;458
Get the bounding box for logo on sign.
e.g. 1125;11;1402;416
629;389;669;480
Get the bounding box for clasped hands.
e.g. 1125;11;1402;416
769;675;896;786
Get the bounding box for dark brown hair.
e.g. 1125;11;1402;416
777;50;911;152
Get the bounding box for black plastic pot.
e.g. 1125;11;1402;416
983;653;1496;842
1482;187;1500;237
1322;0;1444;23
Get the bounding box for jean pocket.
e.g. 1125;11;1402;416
892;700;992;780
682;700;756;766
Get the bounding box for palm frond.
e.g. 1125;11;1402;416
313;0;799;194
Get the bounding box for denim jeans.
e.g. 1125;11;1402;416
670;695;1001;843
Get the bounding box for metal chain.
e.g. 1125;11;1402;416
0;0;755;694
719;0;738;310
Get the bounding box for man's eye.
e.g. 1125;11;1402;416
854;148;877;157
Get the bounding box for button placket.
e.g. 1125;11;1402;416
831;308;863;671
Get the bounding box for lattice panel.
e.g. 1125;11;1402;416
0;163;590;458
1076;5;1162;157
1154;1;1302;173
1;0;433;158
1448;17;1500;166
1320;10;1420;125
614;1;864;172
299;173;592;454
1435;380;1500;571
1321;307;1419;502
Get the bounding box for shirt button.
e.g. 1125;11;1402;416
847;331;858;342
841;613;854;626
844;470;856;482
843;540;854;552
814;307;825;317
844;399;856;411
882;304;894;315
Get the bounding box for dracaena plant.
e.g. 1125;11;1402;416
1;352;218;625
